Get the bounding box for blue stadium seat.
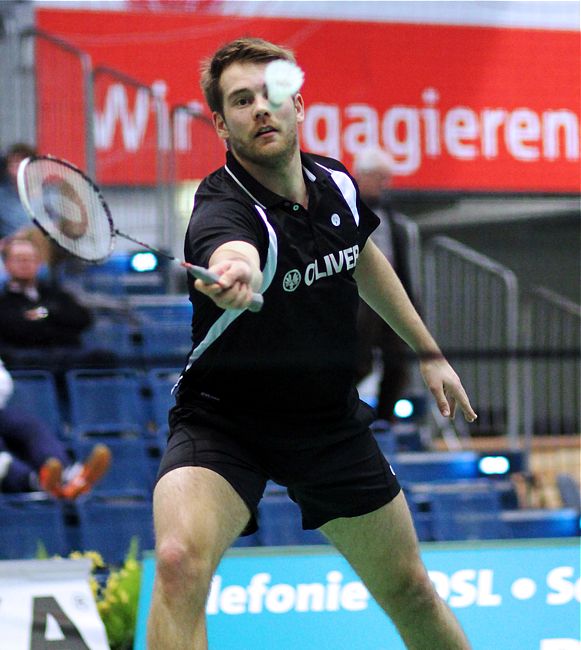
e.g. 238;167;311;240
65;368;147;438
70;438;155;497
146;368;180;438
133;301;192;323
8;369;64;437
392;451;481;483
557;473;581;512
75;495;154;565
404;492;433;542
232;532;261;547
81;318;137;359
138;321;192;361
0;495;69;559
370;420;398;456
501;508;580;538
429;488;511;541
406;478;519;511
258;494;328;546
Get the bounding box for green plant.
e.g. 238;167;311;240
70;539;142;650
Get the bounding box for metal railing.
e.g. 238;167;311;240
521;286;581;437
16;30;228;259
167;104;226;256
424;236;520;445
17;29;173;253
92;65;172;250
19;28;94;176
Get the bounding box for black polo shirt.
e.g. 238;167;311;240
175;150;379;445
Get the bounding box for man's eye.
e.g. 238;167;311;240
235;97;250;106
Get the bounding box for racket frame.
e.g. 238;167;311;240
17;154;116;264
16;154;263;312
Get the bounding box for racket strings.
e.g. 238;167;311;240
22;158;114;263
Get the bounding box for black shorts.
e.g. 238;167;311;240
157;404;401;536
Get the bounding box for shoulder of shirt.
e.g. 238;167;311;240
195;165;255;205
303;152;351;177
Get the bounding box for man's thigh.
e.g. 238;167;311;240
157;405;269;535
153;466;251;565
319;492;427;599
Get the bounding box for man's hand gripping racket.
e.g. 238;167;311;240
182;263;263;312
16;155;263;313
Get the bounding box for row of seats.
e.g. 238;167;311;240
8;367;177;440
82;315;193;362
0;493;153;566
1;482;578;566
82;294;193;361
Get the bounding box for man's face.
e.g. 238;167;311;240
4;241;42;283
213;61;304;169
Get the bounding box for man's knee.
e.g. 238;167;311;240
155;537;214;604
378;563;440;618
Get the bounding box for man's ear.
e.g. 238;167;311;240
294;93;305;125
213;111;229;141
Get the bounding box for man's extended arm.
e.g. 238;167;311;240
354;239;477;422
190;240;263;312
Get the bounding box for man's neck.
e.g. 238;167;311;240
233;148;309;208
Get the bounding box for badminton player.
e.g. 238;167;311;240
148;37;476;649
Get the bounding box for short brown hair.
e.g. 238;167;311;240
200;37;296;115
6;143;37;160
0;236;40;262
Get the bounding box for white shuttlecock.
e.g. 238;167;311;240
265;59;305;108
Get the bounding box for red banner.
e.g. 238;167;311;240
36;9;580;192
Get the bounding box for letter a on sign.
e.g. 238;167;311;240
31;597;90;649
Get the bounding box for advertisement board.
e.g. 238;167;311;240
134;539;580;649
36;9;580;192
0;559;109;650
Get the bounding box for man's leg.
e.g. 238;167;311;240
320;492;470;649
147;466;251;650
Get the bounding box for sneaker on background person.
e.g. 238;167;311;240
39;443;112;500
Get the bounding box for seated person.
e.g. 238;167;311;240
0;237;115;368
0;143;36;240
0;356;111;499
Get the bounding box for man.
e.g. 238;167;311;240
353;146;414;421
0;236;118;375
148;38;476;649
0;237;92;349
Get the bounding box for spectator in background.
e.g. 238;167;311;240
353;146;412;422
0;143;35;240
0;237;116;369
0;355;111;498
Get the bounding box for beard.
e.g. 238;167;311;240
228;125;299;170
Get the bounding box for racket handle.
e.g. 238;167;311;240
186;264;264;313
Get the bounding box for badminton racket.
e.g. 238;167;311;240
16;155;263;312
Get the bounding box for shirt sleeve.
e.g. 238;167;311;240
185;193;268;270
356;197;381;250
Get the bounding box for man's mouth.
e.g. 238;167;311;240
255;126;277;138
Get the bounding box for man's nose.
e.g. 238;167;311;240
253;93;271;119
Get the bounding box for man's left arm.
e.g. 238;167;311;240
354;239;477;423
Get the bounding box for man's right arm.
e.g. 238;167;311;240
191;240;262;311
